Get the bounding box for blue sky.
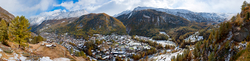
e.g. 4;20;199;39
0;0;249;18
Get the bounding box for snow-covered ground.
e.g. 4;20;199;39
150;49;184;61
53;57;70;61
39;57;53;61
223;31;233;42
134;32;176;47
135;36;176;47
19;54;27;61
184;32;203;42
154;40;176;47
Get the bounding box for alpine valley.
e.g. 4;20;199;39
1;1;250;61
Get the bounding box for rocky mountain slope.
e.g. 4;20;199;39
29;9;88;26
116;9;192;37
30;17;79;33
0;7;14;22
55;13;127;39
115;7;234;23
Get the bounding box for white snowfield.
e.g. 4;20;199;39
29;9;89;25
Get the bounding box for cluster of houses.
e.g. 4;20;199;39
40;32;176;60
83;34;154;60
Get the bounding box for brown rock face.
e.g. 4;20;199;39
233;22;250;42
0;7;15;22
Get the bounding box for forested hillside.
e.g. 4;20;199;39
172;1;250;61
56;13;127;40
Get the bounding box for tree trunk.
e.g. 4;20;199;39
19;40;20;48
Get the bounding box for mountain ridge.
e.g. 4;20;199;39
54;13;127;39
114;7;235;23
29;9;89;26
116;9;192;37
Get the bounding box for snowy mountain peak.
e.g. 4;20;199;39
133;6;193;13
29;9;89;25
113;10;132;17
115;6;235;23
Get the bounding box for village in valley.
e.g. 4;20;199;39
37;31;198;61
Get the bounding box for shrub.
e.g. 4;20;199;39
152;34;169;40
29;35;45;44
69;42;77;47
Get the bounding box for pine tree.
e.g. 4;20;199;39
9;16;31;48
0;19;9;46
80;51;87;58
231;16;236;22
242;1;248;10
208;32;213;41
235;13;243;26
70;47;74;54
208;52;215;61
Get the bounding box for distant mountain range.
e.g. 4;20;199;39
29;7;235;27
29;9;89;26
30;17;79;33
114;7;235;23
29;6;236;38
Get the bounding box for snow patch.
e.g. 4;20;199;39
184;32;203;42
128;13;133;19
61;21;65;23
53;58;70;61
0;48;3;52
143;14;150;18
39;57;53;61
19;54;27;61
113;10;132;17
151;49;184;61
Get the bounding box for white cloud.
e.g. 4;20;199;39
31;9;66;17
1;0;249;18
55;0;249;16
0;0;55;17
54;0;110;11
173;0;246;14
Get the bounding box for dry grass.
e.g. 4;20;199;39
0;41;85;61
29;42;74;59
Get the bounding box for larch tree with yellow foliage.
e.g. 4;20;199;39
0;19;9;46
9;16;31;48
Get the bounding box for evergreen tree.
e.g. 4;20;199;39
70;47;74;54
245;12;250;21
9;16;31;48
208;52;215;61
80;51;87;58
242;1;248;10
0;19;9;46
231;16;236;22
235;13;243;26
